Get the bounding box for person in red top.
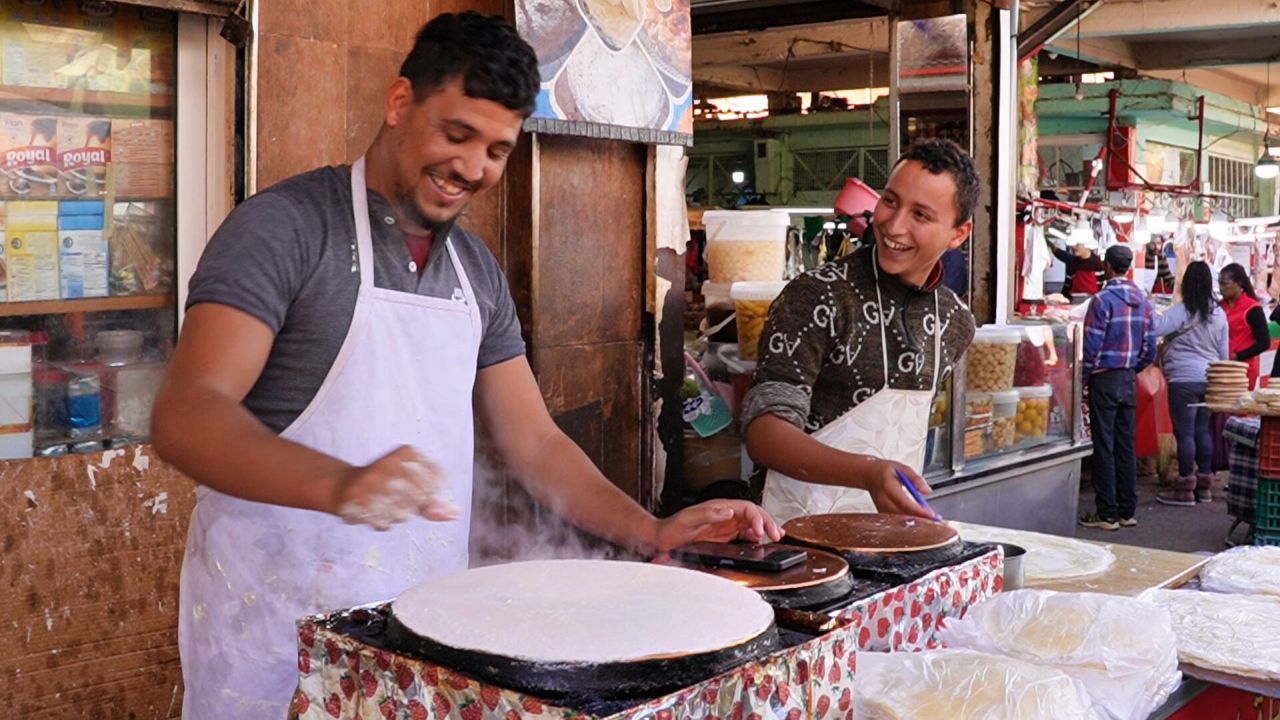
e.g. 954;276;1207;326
1218;263;1270;387
1047;237;1106;298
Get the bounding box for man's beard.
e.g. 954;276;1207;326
398;195;451;235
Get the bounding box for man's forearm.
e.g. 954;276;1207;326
152;388;349;514
506;430;659;552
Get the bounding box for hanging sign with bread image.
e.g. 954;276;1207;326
515;0;692;144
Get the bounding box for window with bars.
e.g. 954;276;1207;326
685;154;753;205
792;146;890;193
1208;154;1258;219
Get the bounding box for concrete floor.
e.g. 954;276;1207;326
1074;472;1247;554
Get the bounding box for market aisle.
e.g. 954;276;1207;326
1075;473;1236;552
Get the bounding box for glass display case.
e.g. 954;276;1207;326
0;0;190;458
926;320;1085;483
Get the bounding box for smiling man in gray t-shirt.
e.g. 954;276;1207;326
153;12;780;719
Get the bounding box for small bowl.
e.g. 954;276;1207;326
998;542;1027;591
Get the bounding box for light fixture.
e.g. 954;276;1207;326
1069;217;1096;247
1111;210;1135;224
1131;216;1151;245
1209;209;1230;239
1259;59;1278;180
731;170;746;185
1146;209;1168;235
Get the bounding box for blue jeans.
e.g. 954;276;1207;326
1089;369;1137;520
1167;381;1212;477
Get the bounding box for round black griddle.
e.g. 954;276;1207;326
382;608;780;704
781;513;969;582
663;545;857;610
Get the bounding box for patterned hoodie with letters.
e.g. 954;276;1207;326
741;244;977;435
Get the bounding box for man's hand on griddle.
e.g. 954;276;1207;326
651;500;784;552
864;460;938;520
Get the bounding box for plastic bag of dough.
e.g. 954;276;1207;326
1141;588;1280;681
853;648;1103;720
1199;546;1280;597
937;590;1180;720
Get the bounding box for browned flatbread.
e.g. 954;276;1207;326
783;513;960;554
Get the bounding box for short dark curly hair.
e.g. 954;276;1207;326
399;12;540;117
894;139;981;227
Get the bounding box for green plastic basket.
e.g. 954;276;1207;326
1258;477;1280;536
1255;533;1280;547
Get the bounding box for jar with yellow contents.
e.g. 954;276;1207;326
1014;385;1053;444
729;281;787;361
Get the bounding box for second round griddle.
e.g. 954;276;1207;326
782;513;960;554
666;544;850;591
665;544;856;610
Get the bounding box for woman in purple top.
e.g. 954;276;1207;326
1153;261;1229;506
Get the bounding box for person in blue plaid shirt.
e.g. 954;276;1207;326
1079;244;1157;530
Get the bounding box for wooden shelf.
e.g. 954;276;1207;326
0;294;173;317
0;85;170;113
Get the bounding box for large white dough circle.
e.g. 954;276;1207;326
392;559;776;664
1199;546;1280;597
948;521;1115;582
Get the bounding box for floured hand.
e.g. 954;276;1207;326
334;446;461;530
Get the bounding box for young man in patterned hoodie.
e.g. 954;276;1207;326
742;139;978;521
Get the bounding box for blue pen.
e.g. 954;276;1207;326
895;469;941;521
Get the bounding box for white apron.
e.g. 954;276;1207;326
762;252;942;524
178;157;481;719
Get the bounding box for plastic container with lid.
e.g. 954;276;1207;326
966;325;1021;392
990;390;1020;450
96;330;144;367
703;210;790;284
964;392;993;429
730;281;787;361
1015;385;1054;443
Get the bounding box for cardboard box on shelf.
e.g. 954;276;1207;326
57;116;112;198
112;162;173;200
7;201;59;301
111;119;172;165
0;114;59;199
58;201;108;299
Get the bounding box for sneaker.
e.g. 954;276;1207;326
1119;516;1138;527
1079;513;1120;531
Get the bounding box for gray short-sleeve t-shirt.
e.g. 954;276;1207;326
186;165;526;433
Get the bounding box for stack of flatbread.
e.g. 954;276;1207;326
1205;361;1250;408
1235;388;1280;416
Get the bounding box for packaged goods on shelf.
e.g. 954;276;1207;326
1015;385;1053;443
57;116;111;197
7;200;58;300
58;200;108;299
110;201;173;295
0;7;79;89
0;113;58;199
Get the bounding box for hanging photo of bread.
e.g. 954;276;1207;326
515;0;587;83
515;0;692;143
636;0;691;101
576;0;646;52
553;28;671;131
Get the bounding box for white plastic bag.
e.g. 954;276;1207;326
1142;588;1280;681
853;648;1102;720
1199;545;1280;597
937;589;1181;720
